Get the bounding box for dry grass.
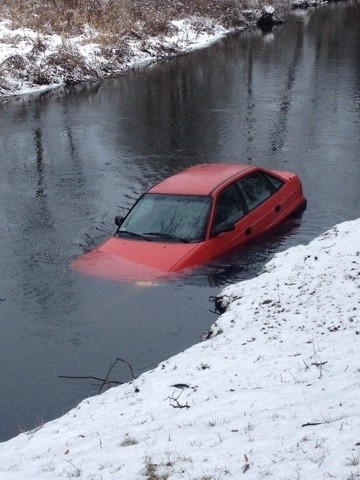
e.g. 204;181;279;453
0;0;293;93
0;0;289;40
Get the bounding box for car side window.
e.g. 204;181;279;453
212;183;245;233
263;172;283;190
237;171;280;211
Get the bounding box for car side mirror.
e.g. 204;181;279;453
212;222;235;237
114;215;124;227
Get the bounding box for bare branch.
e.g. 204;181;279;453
116;357;137;380
58;375;122;386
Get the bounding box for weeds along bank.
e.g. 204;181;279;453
0;0;322;96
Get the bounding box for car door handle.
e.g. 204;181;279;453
275;204;281;213
245;227;252;236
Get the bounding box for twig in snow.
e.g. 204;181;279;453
311;360;327;379
243;454;250;473
167;390;190;409
301;422;325;427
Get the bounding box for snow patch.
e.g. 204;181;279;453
0;219;359;479
0;17;232;97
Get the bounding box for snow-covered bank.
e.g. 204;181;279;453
0;0;318;98
0;17;233;97
0;219;359;479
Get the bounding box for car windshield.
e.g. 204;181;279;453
118;194;211;242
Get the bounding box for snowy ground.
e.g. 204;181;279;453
0;218;359;479
0;0;312;98
0;17;231;97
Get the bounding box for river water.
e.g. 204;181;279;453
0;2;359;441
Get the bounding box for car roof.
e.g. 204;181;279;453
149;163;255;196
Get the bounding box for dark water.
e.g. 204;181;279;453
0;3;359;441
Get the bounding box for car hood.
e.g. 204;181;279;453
71;236;200;282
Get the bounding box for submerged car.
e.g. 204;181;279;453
71;163;306;282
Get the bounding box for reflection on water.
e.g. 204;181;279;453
0;2;359;441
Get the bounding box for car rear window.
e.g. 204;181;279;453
237;171;283;211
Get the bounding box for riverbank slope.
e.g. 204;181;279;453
0;218;359;479
0;0;320;97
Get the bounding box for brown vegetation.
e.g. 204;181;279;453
0;0;290;40
0;0;295;94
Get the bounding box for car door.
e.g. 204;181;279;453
236;170;284;238
202;170;285;262
201;182;250;260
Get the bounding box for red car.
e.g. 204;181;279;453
71;164;306;282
